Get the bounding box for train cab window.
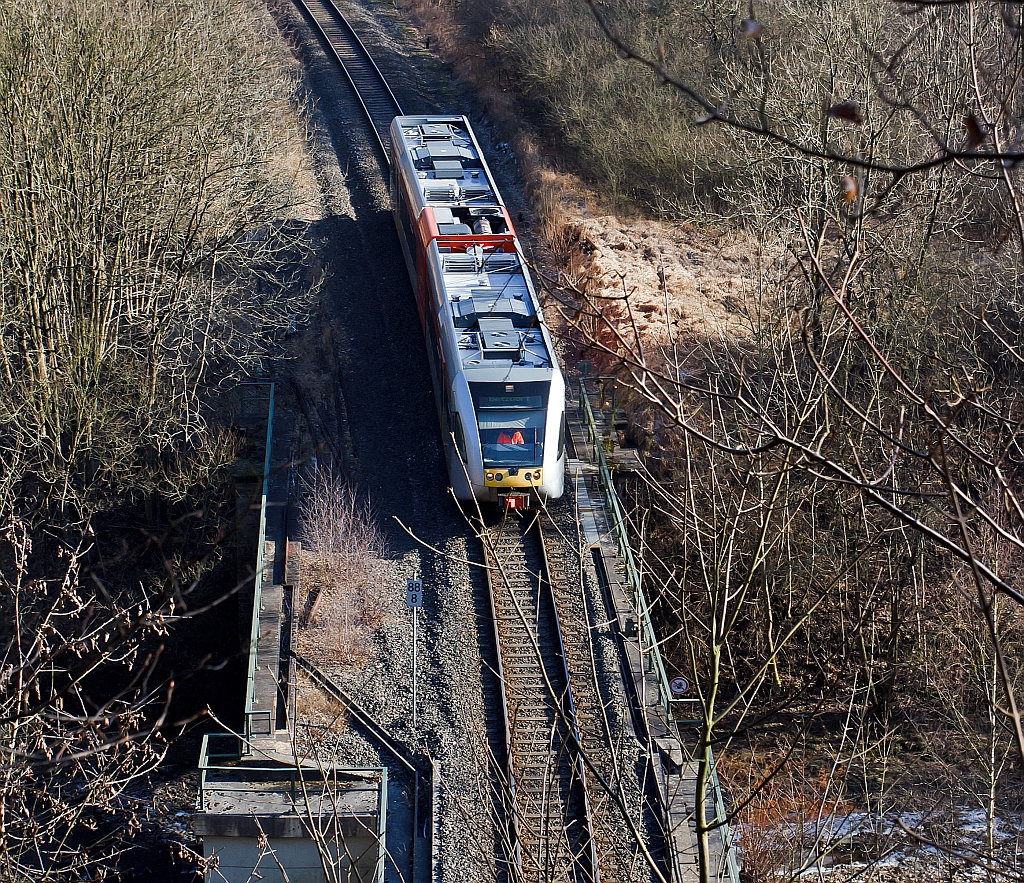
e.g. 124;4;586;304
471;382;549;467
470;381;549;411
479;427;540;466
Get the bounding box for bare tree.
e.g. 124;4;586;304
0;0;312;521
0;0;316;876
0;514;179;881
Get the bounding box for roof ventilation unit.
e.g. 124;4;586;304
478;318;523;361
421;124;454;140
424;182;460;202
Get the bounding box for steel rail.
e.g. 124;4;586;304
478;527;524;881
296;654;437;883
482;512;599;883
292;0;404;162
295;653;421;775
547;513;651;883
571;546;633;883
534;517;602;883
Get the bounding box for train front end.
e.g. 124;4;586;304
453;370;566;508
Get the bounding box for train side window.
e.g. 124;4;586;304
399;186;417;251
454;414;467;461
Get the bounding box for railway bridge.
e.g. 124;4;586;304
191;1;739;881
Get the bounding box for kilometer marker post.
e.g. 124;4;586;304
406;577;423;730
405;576;425;874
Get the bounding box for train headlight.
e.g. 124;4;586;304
495;473;504;481
486;472;494;482
533;469;542;481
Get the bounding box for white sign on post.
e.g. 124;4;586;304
406;577;423;731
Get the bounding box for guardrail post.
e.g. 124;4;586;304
376;769;389;883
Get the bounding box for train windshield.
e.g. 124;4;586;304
470;381;549;411
478;426;541;466
471;382;549;467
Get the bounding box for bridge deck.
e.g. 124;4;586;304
565;382;734;881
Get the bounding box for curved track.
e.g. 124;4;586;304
294;0;403;160
482;512;600;883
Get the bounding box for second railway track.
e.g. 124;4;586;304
293;0;403;159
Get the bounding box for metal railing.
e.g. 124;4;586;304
375;768;389;883
199;733;315;810
198;734;390;883
577;380;673;718
709;747;741;882
244;382;275;745
576;378;740;883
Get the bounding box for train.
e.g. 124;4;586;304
389;115;566;508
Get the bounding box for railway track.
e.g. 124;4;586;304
288;4;650;876
543;515;636;883
295;654;422;775
293;0;403;159
482;511;600;883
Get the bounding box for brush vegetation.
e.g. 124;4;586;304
429;0;1024;876
0;0;311;878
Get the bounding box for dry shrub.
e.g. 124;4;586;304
0;0;314;517
534;185;582;260
298;467;387;666
719;747;856;882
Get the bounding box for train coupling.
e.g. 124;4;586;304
500;492;530;511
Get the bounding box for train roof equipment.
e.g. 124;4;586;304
391;115;557;385
391;116;504;217
429;241;554;382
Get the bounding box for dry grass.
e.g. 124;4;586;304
297;468;387;667
295;673;349;730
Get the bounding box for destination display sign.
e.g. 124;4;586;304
478;394;543;409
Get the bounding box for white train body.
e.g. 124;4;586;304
390;115;565;505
